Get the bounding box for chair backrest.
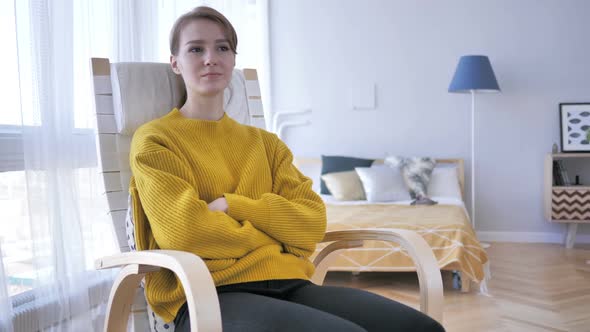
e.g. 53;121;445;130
90;58;265;253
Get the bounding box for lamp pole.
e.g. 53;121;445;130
449;55;500;249
471;90;476;230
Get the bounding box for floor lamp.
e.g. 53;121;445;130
449;55;500;242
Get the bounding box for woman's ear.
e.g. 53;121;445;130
170;55;181;75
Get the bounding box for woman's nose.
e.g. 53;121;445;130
204;50;218;66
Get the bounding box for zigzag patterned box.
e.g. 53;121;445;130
552;188;590;221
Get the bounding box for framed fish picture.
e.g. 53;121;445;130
559;103;590;152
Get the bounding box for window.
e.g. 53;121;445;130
0;1;115;296
0;168;116;297
0;0;112;130
0;0;265;299
0;171;31;296
0;0;22;126
0;1;30;297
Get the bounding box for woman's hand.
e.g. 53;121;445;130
208;197;228;213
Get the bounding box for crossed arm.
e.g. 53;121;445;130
131;135;326;260
222;139;326;256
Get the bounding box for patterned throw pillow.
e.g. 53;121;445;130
125;195;137;251
385;156;438;205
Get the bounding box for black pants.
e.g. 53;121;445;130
174;279;445;332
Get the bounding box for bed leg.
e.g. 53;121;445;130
453;271;472;292
461;276;471;292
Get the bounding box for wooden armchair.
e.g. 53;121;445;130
90;58;443;332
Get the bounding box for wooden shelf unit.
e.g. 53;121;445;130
551;153;590;158
544;153;590;248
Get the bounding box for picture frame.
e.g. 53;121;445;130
559;103;590;152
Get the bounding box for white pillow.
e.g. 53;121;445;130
428;166;462;200
355;165;410;202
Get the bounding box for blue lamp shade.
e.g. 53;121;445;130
448;55;500;93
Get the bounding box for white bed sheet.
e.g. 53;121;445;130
320;194;464;207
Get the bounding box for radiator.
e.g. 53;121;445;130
10;274;114;332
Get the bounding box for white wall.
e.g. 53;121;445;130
269;0;590;238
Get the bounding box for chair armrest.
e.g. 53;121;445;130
96;250;221;332
311;228;443;323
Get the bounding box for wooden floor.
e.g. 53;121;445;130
324;242;590;332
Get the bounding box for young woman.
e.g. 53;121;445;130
129;6;445;332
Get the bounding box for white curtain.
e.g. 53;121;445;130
10;0;119;330
0;0;268;330
0;242;14;332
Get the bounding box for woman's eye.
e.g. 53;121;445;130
218;45;230;52
189;47;202;53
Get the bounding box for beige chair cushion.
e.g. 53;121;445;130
110;63;185;136
223;69;249;125
111;63;249;136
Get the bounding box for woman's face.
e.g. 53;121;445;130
171;19;235;97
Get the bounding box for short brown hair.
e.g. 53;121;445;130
169;6;238;56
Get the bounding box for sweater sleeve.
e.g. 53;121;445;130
131;135;279;260
224;137;327;256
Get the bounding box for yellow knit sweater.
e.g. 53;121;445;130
129;108;327;322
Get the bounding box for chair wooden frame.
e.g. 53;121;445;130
91;58;443;331
96;228;443;331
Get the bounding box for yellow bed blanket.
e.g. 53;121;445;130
312;203;489;282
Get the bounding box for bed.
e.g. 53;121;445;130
294;157;489;292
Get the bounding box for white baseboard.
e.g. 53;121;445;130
477;231;590;244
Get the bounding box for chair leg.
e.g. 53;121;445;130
452;271;472;292
104;265;145;332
